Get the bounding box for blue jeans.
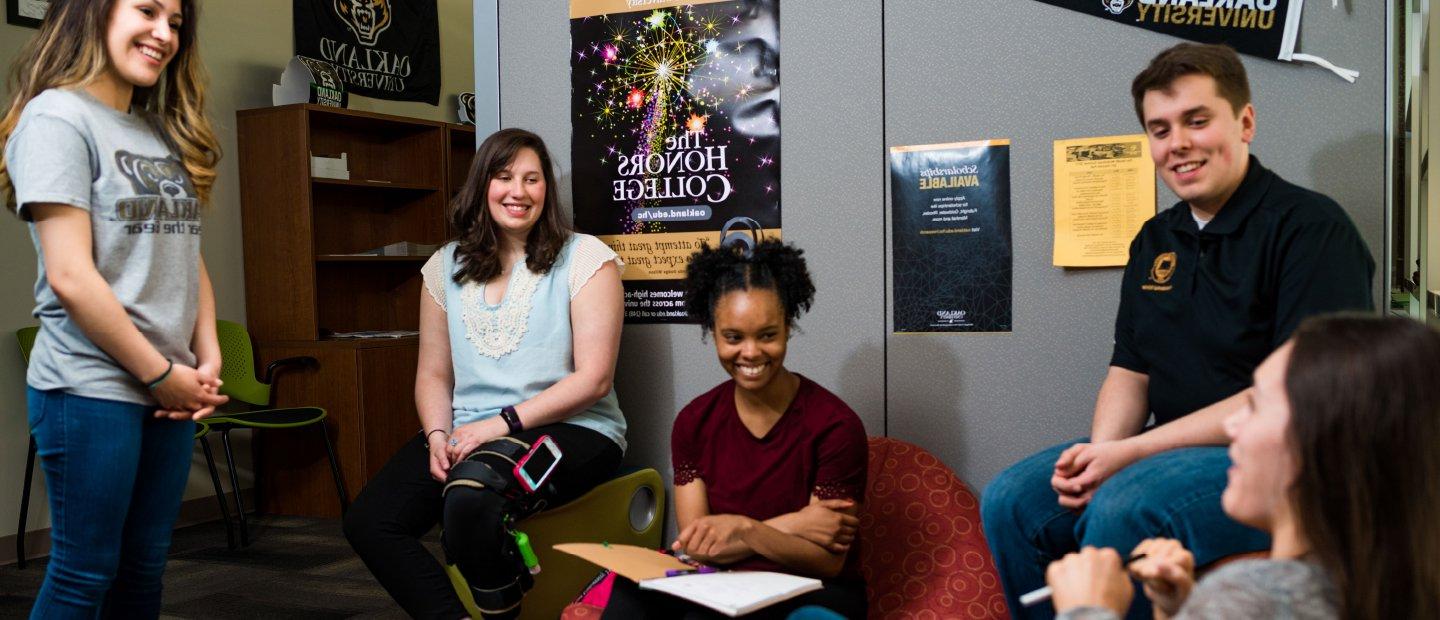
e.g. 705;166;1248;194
27;387;195;619
980;438;1269;620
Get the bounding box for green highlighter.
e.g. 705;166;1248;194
513;530;541;575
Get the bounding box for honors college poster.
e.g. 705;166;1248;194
571;0;780;323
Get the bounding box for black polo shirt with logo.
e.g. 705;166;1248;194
1111;156;1374;426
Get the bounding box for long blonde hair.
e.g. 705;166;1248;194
0;0;220;210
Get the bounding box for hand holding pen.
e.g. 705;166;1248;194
1127;538;1195;617
1032;547;1145;612
666;551;718;577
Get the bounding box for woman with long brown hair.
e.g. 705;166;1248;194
1044;314;1440;619
344;128;627;619
1;0;224;617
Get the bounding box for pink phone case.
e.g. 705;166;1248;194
513;435;561;493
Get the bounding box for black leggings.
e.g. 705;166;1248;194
601;575;867;619
344;424;622;620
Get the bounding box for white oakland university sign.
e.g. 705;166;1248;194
294;0;441;104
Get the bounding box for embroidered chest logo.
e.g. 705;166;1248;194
1143;251;1176;292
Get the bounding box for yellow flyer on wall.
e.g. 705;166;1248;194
1052;134;1155;267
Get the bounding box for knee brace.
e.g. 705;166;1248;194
442;438;546;615
444;436;531;499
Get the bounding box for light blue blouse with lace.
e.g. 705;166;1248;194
422;234;627;452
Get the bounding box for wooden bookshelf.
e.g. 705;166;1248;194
236;105;477;515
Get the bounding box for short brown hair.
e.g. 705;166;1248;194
1131;43;1250;124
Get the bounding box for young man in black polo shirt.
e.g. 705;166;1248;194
981;43;1373;619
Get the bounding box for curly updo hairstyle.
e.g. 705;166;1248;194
684;239;816;336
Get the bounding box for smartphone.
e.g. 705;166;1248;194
513;435;563;493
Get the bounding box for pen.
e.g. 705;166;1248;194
664;566;718;577
1020;553;1148;608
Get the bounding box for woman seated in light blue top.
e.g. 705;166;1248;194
344;128;627;620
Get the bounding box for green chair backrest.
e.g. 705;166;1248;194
17;326;38;366
216;319;272;407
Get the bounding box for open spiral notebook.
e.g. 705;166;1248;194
555;543;823;617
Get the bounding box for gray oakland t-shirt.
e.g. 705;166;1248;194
7;88;200;405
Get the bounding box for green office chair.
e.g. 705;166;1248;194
206;319;347;548
14;327;231;566
15;326;36;570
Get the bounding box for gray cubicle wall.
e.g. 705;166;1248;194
497;1;888;479
884;1;1385;489
492;1;1383;490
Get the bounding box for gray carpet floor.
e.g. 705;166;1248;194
0;516;424;619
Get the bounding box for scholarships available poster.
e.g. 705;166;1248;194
1053;134;1155;267
890;141;1012;333
570;0;780;323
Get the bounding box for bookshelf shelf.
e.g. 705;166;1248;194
315;255;433;262
311;177;441;192
236;104;476;516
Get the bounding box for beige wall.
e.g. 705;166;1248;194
0;0;473;544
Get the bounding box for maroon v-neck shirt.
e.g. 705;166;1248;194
672;375;867;573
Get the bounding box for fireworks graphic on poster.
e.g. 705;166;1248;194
571;1;779;236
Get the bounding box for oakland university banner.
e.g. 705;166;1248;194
294;0;441;104
1032;0;1357;82
570;0;780;324
890;141;1013;333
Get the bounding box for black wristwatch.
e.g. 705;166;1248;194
500;405;524;434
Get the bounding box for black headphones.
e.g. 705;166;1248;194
719;216;763;258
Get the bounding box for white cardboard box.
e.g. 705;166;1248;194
310;152;349;180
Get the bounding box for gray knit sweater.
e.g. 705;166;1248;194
1057;559;1337;620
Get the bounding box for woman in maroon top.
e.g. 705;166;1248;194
602;240;869;619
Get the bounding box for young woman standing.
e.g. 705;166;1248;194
1;0;225;617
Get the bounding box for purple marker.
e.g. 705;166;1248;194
665;566;719;577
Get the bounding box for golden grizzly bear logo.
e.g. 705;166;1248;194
333;0;392;47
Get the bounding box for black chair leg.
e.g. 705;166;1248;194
17;436;37;570
200;435;237;550
219;430;250;548
317;423;349;514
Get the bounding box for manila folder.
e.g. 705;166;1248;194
552;543;690;582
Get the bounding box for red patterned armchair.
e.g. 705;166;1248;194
861;436;1008;618
562;436;1009;619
